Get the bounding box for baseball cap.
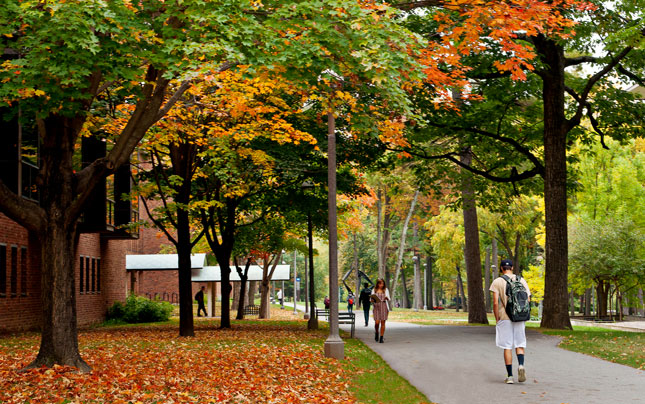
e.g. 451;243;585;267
500;259;513;268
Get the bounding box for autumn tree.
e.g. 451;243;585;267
0;0;266;371
392;0;645;328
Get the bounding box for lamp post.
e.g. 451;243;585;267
280;251;285;310
301;180;317;329
293;249;298;314
324;111;344;359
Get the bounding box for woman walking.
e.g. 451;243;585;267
371;279;390;343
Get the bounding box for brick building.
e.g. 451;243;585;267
0;113;207;333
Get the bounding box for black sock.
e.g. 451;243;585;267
518;354;524;366
506;364;513;377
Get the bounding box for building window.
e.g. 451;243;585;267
0;244;6;297
10;245;17;297
85;256;90;293
96;258;101;293
20;246;27;296
91;258;96;293
79;256;84;294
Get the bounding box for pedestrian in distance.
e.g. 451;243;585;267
371;278;390;343
490;259;531;384
324;296;330;310
195;286;207;317
277;288;284;306
358;282;372;326
347;294;355;313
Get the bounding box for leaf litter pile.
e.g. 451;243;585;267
0;322;354;403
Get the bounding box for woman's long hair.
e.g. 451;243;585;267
374;278;386;292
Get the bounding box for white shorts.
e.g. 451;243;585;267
495;320;526;349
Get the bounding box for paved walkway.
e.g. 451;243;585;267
342;321;645;404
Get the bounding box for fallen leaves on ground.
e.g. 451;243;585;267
0;320;354;403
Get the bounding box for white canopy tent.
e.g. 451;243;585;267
125;254;292;317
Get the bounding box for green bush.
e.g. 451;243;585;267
107;295;173;324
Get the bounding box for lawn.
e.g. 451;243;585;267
0;308;430;404
542;327;645;370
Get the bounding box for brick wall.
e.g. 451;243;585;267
0;216;41;332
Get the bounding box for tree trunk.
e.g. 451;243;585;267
584;288;592;317
259;279;271;319
401;266;410;308
176;210;195;337
456;265;468;312
460;148;488;324
596;280;609;318
235;260;250;320
248;281;257;305
570;291;575;317
391;189;419;304
485;248;491;313
29;221;90;372
427;255;434;309
536;35;572;330
220;265;232;328
27;117;90;372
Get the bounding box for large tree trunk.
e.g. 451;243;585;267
391;189;419;304
30;220;89;372
536;36;572;329
26;117;90;372
460;148;488;324
220;266;232;328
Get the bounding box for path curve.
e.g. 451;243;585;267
343;321;644;404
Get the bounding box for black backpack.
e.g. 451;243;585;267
501;274;531;322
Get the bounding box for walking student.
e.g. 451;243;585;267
371;278;390;343
195;286;207;317
347;294;355;313
358;282;372;326
490;259;531;384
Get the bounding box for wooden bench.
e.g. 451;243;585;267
315;308;355;338
338;311;356;338
243;304;259;316
315;308;329;320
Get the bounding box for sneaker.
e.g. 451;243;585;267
504;376;514;384
518;365;526;383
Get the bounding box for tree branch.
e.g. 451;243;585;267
0;180;45;233
564;55;599;67
567;46;633;130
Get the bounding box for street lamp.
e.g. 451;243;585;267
281;251;286;310
324;111;343;359
293;249;298;314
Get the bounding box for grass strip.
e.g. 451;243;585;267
542;327;645;370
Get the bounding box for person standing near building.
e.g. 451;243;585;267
490;259;531;384
358;283;372;326
371;279;390;343
195;286;207;317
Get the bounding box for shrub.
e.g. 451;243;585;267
107;295;173;324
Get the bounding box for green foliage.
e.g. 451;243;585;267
107;295;174;324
